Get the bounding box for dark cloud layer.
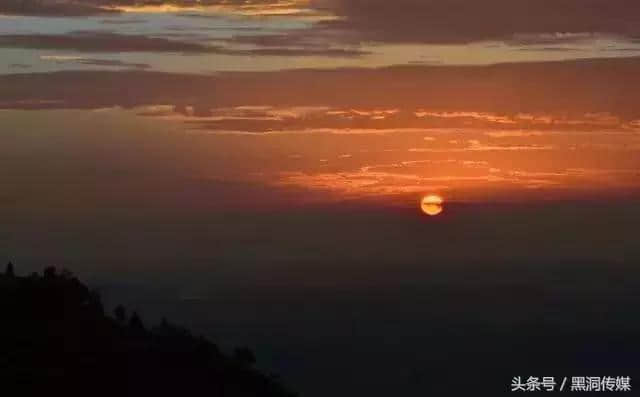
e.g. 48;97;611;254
2;57;640;119
0;32;366;57
75;58;151;69
7;0;640;48
0;0;118;16
7;0;640;47
0;32;217;53
91;0;283;4
0;0;293;16
308;0;640;44
226;0;640;49
8;63;32;69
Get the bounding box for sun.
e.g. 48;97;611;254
420;194;444;216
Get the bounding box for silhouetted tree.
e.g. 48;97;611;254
5;262;14;277
60;268;73;279
43;266;56;279
195;336;221;361
234;347;256;366
114;304;126;323
129;311;145;332
89;290;104;315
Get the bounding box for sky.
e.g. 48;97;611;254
1;1;639;203
2;1;640;396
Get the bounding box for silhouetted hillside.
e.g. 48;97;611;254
0;263;296;397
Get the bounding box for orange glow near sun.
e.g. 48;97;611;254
420;194;444;216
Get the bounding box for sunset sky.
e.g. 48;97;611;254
2;1;640;205
2;1;640;395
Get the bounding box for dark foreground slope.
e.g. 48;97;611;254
0;264;295;397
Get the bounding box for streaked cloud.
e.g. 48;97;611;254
3;56;640;121
8;63;31;69
0;0;324;18
0;0;118;16
465;140;555;152
0;31;366;56
0;32;216;53
40;55;150;69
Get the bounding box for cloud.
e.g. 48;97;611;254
0;32;215;53
225;46;367;57
0;0;314;17
99;17;147;24
307;0;640;44
40;55;151;69
221;0;640;51
8;63;31;69
514;47;583;53
0;31;367;57
171;0;324;17
407;143;555;154
484;131;547;138
465;140;554;152
0;0;119;16
192;107;635;134
82;59;149;69
2;57;640;121
7;0;640;50
275;170;451;197
40;55;86;62
273;164;568;196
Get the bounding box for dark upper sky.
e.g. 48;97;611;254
6;0;640;42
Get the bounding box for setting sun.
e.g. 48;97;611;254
420;194;444;216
